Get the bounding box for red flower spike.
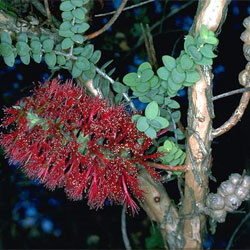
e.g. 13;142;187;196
0;79;161;214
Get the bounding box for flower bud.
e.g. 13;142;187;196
243;16;250;30
235;186;249;201
229;173;242;186
206;193;225;210
210;209;227;223
217;181;235;197
241;176;250;189
224;194;241;211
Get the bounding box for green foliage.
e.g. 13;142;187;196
145;225;165;249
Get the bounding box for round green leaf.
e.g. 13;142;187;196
180;54;194;70
139;96;151;103
16;42;30;56
196;56;213;66
20;54;30;65
146;88;158;98
187;45;202;61
205;36;219;45
132;114;141;122
0;43;13;57
61;11;73;21
141;68;154;82
147;119;162;129
71;0;84;7
30;41;42;53
157;66;170;80
200;44;217;58
184;35;196;53
145;101;159;120
1;31;12;44
81;44;94;59
112;82;127;93
123;72;137;86
164;140;173;151
171;110;181;123
61;38;74;50
82;62;96;80
72;64;82;78
32;53;42;63
72;8;85;20
72;34;85;44
135;82;150;92
77;23;90;33
18;33;28;43
42;39;54;52
200;24;209;40
59;30;74;38
60;1;74;11
57;55;66;65
162;55;176;71
151;95;164;105
145;127;157;139
136;117;149;132
149;75;159;88
185;70;200;83
138;62;152;73
44;52;56;68
171;68;186;84
154;116;169;128
75;56;90;70
3;52;15;67
60;21;72;31
90;50;101;64
73;47;84;55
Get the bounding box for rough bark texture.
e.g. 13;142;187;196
181;0;231;249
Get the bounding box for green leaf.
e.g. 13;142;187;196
113;81;127;93
32;53;42;63
42;39;54;52
61;11;73;21
165;98;180;109
171;110;181;123
61;38;74;49
75;56;90;70
59;29;74;38
1;31;12;44
132;114;141;122
115;93;123;104
187;45;202;61
44;52;56;68
162;55;176;71
60;21;72;31
163;140;173;151
81;44;94;59
60;1;74;11
149;75;158;88
136;117;149;132
168;158;180;166
30;41;42;53
57;55;66;65
135;82;150;92
138;62;152;72
145;101;159;120
180;54;194;70
157;66;170;80
146;88;158;98
151;95;164;105
63;60;72;70
171;68;186;84
154;116;169;128
71;0;84;7
90;50;101;64
73;47;84;55
145;127;157;139
184;35;196;53
175;128;185;140
72;64;82;78
200;24;209;40
18;33;28;43
101;80;110;96
72;34;85;44
0;43;13;57
72;8;85;20
205;36;219;45
141;68;154;82
200;44;217;58
82;62;96;80
185;70;200;83
16;42;30;56
20;54;30;65
77;22;90;33
123;72;137;86
196;56;213;66
147;119;161;129
3;52;15;67
139;96;151;103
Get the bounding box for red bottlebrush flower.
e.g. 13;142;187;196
0;79;160;215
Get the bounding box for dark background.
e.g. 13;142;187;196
0;0;250;249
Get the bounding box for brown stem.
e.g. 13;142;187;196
86;0;128;40
212;87;250;101
212;90;250;138
146;161;186;172
181;1;231;249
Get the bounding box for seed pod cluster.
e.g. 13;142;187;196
206;173;250;223
239;16;250;86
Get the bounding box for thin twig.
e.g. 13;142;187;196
86;0;128;40
121;205;132;250
212;90;250;138
95;0;155;17
43;0;52;25
146;161;186;172
226;211;250;250
212;87;250;101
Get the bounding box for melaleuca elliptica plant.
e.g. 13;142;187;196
0;1;250;249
